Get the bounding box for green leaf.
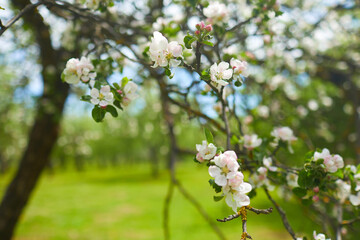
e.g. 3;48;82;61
292;187;307;198
213;195;224;202
94;80;101;90
298;169;309;188
208;179;222;193
92;106;105;122
186;0;197;7
113;100;123;110
80;95;91;102
113;83;120;90
204;128;214;143
184;35;196;49
301;198;313;206
165;68;172;76
106;105;118;117
202;40;214;47
216;146;224;154
231;135;239;145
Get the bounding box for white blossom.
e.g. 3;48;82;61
350;191;360;206
271;126;297;153
208;151;239;186
90;85;114;107
196;140;217;162
313;231;330;240
335;179;351;203
210;62;233;89
204;2;230;25
263;157;278;172
243;134;262;150
286;173;299;188
149;31;182;68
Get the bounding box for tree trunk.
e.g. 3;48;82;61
0;0;69;238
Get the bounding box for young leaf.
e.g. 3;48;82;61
202;40;214;47
80;95;92;102
213;195;224;202
204;128;214;143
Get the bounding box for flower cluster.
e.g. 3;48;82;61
62;57;96;85
149;31;183;68
313;148;344;173
203;1;230;25
209;151;252;212
230;58;249;79
195;21;213;36
195;137;252;213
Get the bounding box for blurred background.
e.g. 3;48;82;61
0;0;359;239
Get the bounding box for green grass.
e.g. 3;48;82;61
0;162;316;240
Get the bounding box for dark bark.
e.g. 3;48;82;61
0;0;69;239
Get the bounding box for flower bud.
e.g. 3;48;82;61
195;30;200;35
313;186;319;193
117;90;123;94
312;195;319;202
205;24;213;32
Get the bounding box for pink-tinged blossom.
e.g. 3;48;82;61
263;157;278;172
122;81;138;107
223;176;252;212
243;134;262;150
90;85;114;107
149;31;182;68
230;58;249;77
350;191;360;206
313;149;344;173
210;62;233;89
251;167;274;190
208;151;239;186
196;140;217;162
63;57;96;84
203;2;230;25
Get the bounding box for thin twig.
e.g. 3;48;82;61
0;1;43;36
264;188;297;240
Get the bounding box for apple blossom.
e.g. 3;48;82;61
203;1;230;25
271;126;297;142
196;140;217;162
271;126;297;153
208;150;239;186
63;57;96;84
313;231;330;240
122;81;138;106
313;149;344;173
149;31;182;68
349;191;360;206
223;173;252;212
251;167;274;190
263;157;278;172
210;62;233;89
90;85;114;107
335;179;351;203
243;134;262;150
286;172;298;188
354;173;360;191
230;58;249;77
